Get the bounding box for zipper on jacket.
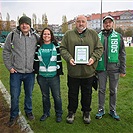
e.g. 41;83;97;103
24;36;27;72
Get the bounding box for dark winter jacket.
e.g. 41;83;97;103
60;28;103;78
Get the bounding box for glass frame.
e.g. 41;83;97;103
74;45;89;64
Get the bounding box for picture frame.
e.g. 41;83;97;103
74;45;89;64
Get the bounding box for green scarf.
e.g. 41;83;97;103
96;30;120;71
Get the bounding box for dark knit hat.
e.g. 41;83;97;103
19;16;31;26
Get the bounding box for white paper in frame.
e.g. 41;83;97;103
74;45;89;64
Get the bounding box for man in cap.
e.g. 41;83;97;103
3;16;39;127
95;16;126;120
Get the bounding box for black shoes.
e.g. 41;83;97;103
83;112;91;124
66;111;91;124
56;115;62;123
25;112;35;120
40;114;62;122
66;111;75;124
7;116;19;127
40;114;50;121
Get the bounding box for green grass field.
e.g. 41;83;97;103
0;47;133;133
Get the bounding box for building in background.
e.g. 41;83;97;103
68;10;133;32
0;10;133;43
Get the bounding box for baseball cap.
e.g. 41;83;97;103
103;16;114;23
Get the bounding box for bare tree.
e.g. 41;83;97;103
23;13;26;16
62;15;68;33
115;27;124;36
124;27;133;37
38;18;41;24
17;16;19;26
32;13;37;29
42;13;48;29
0;13;3;31
6;13;10;31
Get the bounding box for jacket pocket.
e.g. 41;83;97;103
12;55;23;69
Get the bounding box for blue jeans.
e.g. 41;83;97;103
10;72;35;119
37;75;63;116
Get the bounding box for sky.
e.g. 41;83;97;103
0;0;133;25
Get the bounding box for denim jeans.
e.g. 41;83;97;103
67;75;93;113
10;72;35;119
37;75;63;116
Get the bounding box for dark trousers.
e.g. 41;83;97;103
37;75;63;116
67;75;93;113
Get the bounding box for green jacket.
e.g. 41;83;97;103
60;28;103;78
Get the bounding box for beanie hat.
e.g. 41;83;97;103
19;16;31;26
103;16;114;23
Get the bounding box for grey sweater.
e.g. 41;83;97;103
3;27;39;73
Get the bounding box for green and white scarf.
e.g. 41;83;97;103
96;30;120;71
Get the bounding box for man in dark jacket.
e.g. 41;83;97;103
95;16;126;121
60;15;103;124
3;16;39;127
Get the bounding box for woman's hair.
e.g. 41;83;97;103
39;27;58;46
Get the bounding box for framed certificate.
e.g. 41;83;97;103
74;45;89;64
